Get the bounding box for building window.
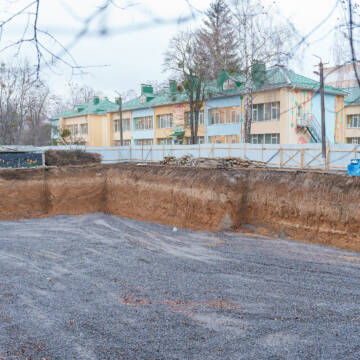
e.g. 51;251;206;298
185;136;205;144
209;135;239;144
250;133;280;144
230;110;237;123
209;107;240;125
346;137;360;144
252;102;280;121
114;120;119;132
134;116;153;130
157;114;173;129
185;111;204;126
80;123;88;135
113;139;131;146
212;111;221;124
272;102;280;120
114;118;130;132
135;139;153;145
123;118;130;131
347;114;360;128
65;124;79;136
157;138;173;145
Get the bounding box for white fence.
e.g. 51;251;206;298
42;143;360;171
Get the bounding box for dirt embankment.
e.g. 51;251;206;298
1;164;360;252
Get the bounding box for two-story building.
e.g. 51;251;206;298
205;66;345;145
52;66;346;146
52;97;119;146
323;61;360;144
341;87;360;144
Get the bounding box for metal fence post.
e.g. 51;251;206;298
326;142;330;170
301;149;305;168
279;146;282;168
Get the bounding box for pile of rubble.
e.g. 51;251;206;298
159;154;267;169
160;155;197;167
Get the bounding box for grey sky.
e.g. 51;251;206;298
0;0;344;99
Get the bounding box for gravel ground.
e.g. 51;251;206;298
0;213;360;360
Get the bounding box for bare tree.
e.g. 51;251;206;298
0;60;43;144
24;84;50;146
145;80;168;93
120;89;138;102
164;30;210;144
0;0;197;78
48;82;103;120
231;0;295;142
67;82;101;105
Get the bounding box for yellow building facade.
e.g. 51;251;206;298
53;67;346;147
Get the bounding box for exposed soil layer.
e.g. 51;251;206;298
1;164;360;252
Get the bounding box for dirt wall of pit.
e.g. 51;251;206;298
1;164;360;252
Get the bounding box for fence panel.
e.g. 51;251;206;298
42;143;360;171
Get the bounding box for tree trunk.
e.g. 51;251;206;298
244;93;253;143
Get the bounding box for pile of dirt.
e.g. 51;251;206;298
45;150;101;166
160;155;267;169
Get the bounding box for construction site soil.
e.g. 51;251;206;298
0;214;359;359
0;163;359;252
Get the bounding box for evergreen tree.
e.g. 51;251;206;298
198;0;240;79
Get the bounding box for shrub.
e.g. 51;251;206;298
45;150;101;166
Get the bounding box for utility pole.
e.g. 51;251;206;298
314;56;327;159
319;61;326;159
118;96;123;146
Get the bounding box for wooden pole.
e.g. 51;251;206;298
319;61;326;159
118;97;123;147
326;141;330;169
301;149;305;168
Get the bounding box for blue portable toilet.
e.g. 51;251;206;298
348;159;360;176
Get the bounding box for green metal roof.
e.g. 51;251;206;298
54;67;346;119
121;67;346;112
253;67;346;94
53;98;119;119
344;87;360;106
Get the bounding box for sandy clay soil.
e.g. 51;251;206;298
0;213;360;359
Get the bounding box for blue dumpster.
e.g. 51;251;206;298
348;159;360;176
